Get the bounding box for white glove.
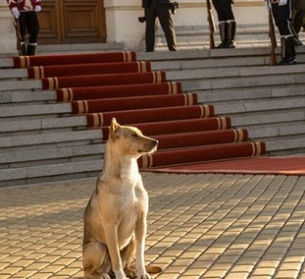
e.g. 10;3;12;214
278;0;287;5
35;5;41;12
11;7;20;19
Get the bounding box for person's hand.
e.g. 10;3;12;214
11;7;20;19
35;6;42;12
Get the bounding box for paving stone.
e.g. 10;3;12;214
0;173;305;279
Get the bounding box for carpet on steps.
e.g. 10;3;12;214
86;105;215;127
138;142;266;168
101;117;231;140
14;50;268;170
154;129;248;150
42;71;166;90
56;82;182;102
13;51;136;68
28;61;151;79
71;93;197;114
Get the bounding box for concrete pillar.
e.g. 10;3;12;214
104;0;146;49
0;3;18;55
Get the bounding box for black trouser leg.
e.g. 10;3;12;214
226;20;236;48
217;22;227;48
27;44;36;56
292;9;305;46
156;3;177;51
19;11;39;55
20;42;27;55
26;11;40;44
144;6;157;52
280;36;297;65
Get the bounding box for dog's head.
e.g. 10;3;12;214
108;118;158;159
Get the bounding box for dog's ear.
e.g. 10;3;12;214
109;118;120;140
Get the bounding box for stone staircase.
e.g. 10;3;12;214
156;23;305;50
1;44;305;187
138;47;305;154
156;24;273;50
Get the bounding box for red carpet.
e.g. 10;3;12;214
138;142;266;168
14;51;136;68
16;51;270;170
42;71;166;90
56;82;182;101
102;117;232;140
87;105;215;127
71;93;197;114
28;61;151;79
151;155;305;176
154;129;248;150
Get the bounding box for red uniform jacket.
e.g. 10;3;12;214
7;0;41;12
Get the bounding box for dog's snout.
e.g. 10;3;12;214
153;139;159;146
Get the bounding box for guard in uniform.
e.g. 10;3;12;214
7;0;42;56
266;0;296;65
292;0;305;46
211;0;236;48
142;0;177;52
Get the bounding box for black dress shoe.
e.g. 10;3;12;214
279;57;297;65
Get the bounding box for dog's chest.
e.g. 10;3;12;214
120;176;145;214
117;180;146;244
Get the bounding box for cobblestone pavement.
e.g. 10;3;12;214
1;173;305;279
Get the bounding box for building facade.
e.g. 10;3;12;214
0;0;266;54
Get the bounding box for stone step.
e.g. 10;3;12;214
37;42;125;54
0;103;71;120
181;72;305;92
246;121;305;140
151;55;268;71
137;47;272;61
215;96;305;115
0;46;304;187
0;115;86;135
0;90;56;105
155;24;305;50
265;135;305;154
197;84;305;103
226;109;305;128
0;129;102;150
0;68;27;79
0;78;41;91
168;63;305;81
0;143;104;166
0;159;102;187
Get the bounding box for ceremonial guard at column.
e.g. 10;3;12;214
265;0;297;65
7;0;42;56
211;0;236;48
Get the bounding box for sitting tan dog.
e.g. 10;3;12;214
83;118;158;279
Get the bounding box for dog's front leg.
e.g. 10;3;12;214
104;226;127;279
135;215;150;279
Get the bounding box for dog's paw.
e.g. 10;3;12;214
101;273;111;279
137;272;151;279
124;267;136;278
